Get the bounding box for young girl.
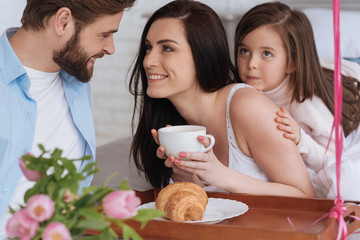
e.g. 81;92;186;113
234;1;360;200
128;0;314;198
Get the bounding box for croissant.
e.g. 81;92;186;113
155;182;208;222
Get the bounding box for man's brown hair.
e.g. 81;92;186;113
21;0;135;30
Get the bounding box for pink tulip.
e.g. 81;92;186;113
6;209;39;239
19;155;42;181
26;194;55;222
102;190;141;219
42;222;72;240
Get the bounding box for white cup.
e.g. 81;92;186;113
158;125;215;160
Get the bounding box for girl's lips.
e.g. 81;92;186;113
246;76;260;81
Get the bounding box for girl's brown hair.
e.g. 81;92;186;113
234;1;360;136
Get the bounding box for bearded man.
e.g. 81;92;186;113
0;0;135;236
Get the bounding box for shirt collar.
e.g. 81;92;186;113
0;28;27;85
0;28;86;94
263;76;292;107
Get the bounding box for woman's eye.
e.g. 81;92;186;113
103;34;110;39
263;51;272;57
239;48;249;55
144;44;152;52
163;45;174;52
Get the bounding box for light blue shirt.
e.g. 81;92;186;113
0;28;96;217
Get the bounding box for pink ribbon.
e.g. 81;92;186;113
330;0;349;239
288;1;359;239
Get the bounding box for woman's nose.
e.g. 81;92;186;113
143;49;158;68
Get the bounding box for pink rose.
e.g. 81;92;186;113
6;209;39;239
26;194;55;222
19;155;42;181
42;222;72;240
102;190;141;219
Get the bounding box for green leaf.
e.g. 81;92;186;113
101;227;113;240
75;219;109;231
85;188;113;205
118;179;131;190
54;162;64;181
38;144;46;152
131;209;164;228
61;158;78;174
73;236;100;240
78;208;103;220
81;162;95;174
81;155;93;161
101;172;118;188
116;222;142;240
51;148;63;160
8;206;16;214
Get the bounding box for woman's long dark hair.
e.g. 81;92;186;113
234;1;360;136
129;0;236;188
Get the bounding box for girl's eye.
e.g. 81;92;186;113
163;45;174;52
103;34;110;39
239;48;249;55
263;51;272;57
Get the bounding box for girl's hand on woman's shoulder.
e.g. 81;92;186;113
275;107;301;145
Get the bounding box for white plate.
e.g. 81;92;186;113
136;198;249;224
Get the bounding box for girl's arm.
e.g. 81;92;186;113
275;107;328;172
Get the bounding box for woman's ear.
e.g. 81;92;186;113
53;7;75;36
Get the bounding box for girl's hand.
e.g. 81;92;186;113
275;107;301;145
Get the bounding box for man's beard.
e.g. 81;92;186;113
53;30;104;83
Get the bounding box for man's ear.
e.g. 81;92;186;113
53;7;74;36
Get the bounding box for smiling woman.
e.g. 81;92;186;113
143;18;197;99
128;0;315;199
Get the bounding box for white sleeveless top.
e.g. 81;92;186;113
226;84;269;182
203;84;269;192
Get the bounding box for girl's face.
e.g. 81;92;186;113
143;18;197;100
237;25;294;92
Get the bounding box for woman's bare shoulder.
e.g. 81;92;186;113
229;85;279;118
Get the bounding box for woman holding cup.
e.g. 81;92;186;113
129;0;315;198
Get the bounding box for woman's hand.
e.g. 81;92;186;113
172;136;228;187
151;128;205;186
275;107;301;145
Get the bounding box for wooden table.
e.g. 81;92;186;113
90;189;360;239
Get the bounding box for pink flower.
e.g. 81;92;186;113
102;190;141;219
42;222;72;240
19;154;42;181
6;209;39;239
26;194;55;222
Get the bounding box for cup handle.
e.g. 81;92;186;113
201;134;215;152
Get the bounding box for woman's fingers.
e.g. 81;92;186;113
156;145;167;159
197;135;211;148
151;129;160;145
164;155;175;167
